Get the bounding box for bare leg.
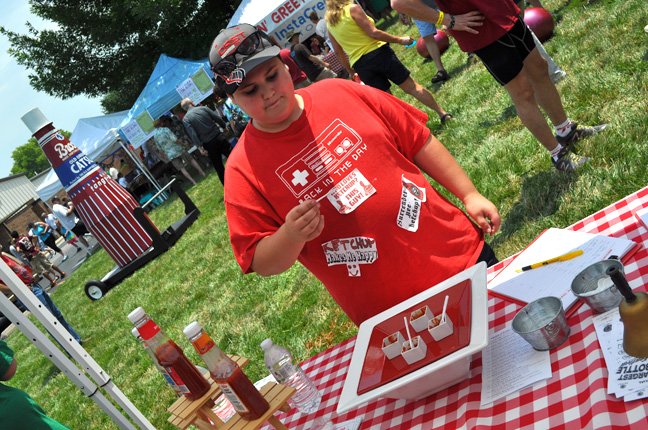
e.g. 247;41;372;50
422;34;445;73
50;264;66;277
41;272;55;284
522;48;568;126
190;158;207;177
503;70;559;151
179;167;197;185
76;235;91;249
398;77;447;118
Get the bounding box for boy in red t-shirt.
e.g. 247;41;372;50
210;24;501;325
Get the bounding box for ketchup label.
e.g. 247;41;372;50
165;366;191;395
138;319;161;341
218;382;250;413
192;332;216;355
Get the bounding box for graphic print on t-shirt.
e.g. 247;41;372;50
323;168;376;214
397;175;427;232
322;236;378;277
276;119;365;202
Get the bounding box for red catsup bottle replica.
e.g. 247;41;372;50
128;308;210;401
21;108;152;267
183;322;269;421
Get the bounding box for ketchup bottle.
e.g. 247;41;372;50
131;327;183;397
183;322;269;421
128;307;210;401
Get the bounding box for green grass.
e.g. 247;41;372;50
4;1;648;428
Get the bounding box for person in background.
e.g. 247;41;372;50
310;11;335;53
50;196;93;255
11;231;66;288
210;24;500;326
41;211;63;238
152;119;207;186
1;338;72;429
286;30;337;83
279;49;312;89
9;243;30;267
326;0;453;124
389;0;601;172
27;222;66;262
181;98;232;186
411;0;451;83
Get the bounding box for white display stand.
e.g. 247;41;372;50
0;261;155;430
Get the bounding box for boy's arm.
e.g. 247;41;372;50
250;200;325;276
413;135;501;235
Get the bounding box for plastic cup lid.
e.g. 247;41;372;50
127;307;146;324
131;327;140;337
183;321;203;339
260;338;274;350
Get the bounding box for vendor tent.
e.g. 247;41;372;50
228;0;326;48
118;54;214;148
36;110;133;203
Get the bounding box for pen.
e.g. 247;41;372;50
516;250;584;272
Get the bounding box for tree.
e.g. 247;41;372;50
11;130;71;178
1;1;237;113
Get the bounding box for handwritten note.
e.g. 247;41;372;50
481;326;552;406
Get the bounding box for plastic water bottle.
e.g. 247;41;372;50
261;338;322;414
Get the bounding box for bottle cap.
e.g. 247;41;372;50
128;307;146;324
183;321;203;339
131;327;140;338
260;338;274;351
21;107;52;134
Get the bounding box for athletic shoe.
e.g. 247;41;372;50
76;247;82;253
431;70;450;83
62;255;68;262
553;147;590;172
556;122;608;146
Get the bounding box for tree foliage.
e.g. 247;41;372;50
11;130;71;178
1;0;237;113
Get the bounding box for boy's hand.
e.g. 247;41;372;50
284;200;325;243
463;193;501;236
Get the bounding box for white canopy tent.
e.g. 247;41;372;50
36;110;162;203
228;0;326;48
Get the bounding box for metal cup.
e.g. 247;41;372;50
512;296;570;350
571;259;624;313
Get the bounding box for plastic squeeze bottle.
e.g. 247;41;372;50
184;322;269;421
131;327;182;397
261;338;322;414
128;307;210;401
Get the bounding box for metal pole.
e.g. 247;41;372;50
116;134;168;201
0;262;157;430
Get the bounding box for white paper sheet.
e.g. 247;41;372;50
481;326;552;406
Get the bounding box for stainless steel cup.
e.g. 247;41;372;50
511;296;570;350
571;259;624;313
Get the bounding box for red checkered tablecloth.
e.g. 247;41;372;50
322;51;347;74
263;186;648;429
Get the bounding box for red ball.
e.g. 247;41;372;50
434;30;449;54
523;7;555;43
415;37;430;59
415;31;450;59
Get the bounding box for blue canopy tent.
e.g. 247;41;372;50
118;54;214;148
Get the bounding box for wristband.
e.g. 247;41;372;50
448;15;455;29
436;11;444;27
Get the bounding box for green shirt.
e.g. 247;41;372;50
1;340;71;430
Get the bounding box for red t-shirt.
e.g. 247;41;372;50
435;0;520;52
224;79;483;325
280;49;308;85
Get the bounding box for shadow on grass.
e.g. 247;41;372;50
492;170;578;245
41;363;62;387
479;105;518;128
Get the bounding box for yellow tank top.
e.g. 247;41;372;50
328;4;385;67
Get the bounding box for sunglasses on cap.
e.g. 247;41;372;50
212;31;266;80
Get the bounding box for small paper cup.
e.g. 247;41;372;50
428;315;454;341
401;336;427;365
382;331;404;359
410;305;434;332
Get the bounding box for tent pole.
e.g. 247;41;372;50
0;263;156;430
117;137;168;201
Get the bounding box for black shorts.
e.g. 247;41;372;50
72;220;89;237
353;44;411;92
474;18;536;86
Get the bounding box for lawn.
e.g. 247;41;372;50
3;1;648;429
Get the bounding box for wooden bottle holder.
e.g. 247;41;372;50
167;356;296;430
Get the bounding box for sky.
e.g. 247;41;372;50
0;1;104;179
